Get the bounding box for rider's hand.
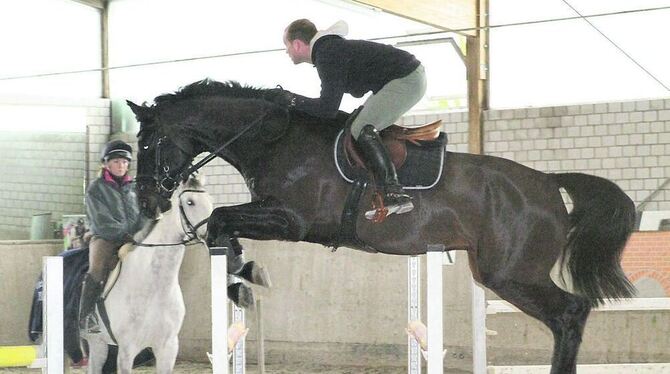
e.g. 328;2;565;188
265;86;297;108
123;233;135;244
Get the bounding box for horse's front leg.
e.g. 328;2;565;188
85;337;108;374
116;345;138;374
226;237;272;288
153;336;179;374
206;197;306;247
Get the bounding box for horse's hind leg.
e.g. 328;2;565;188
487;278;591;374
154;336;179;374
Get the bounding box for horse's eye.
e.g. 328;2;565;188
143;145;149;150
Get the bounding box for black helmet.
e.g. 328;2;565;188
101;140;133;162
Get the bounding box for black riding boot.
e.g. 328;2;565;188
79;273;104;333
357;125;413;217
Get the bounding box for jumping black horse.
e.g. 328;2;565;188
128;79;635;374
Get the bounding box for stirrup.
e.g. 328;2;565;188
365;201;414;221
364;192;414;222
80;314;101;334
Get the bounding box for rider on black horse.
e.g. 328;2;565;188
278;19;427;218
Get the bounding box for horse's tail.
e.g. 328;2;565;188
554;172;636;306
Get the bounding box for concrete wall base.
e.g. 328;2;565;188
488;363;670;374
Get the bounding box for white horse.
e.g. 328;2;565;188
83;177;213;373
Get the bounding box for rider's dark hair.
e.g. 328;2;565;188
286;19;317;44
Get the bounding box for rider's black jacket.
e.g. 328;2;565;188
86;170;145;243
293;34;421;119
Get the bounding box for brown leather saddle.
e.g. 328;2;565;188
343;120;443;170
333;119;446;249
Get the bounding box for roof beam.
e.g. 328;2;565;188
69;0;105;9
353;0;476;36
101;1;109;98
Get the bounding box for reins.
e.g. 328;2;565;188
149;109;270;197
181;110;268;177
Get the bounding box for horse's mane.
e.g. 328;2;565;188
153;79;267;109
136;79;274;138
137;78;347;140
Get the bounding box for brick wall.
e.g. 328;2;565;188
0;98;111;239
200;157;251;207
480;99;670;209
116;96;670;211
623;231;670;297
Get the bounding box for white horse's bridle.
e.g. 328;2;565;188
133;188;209;248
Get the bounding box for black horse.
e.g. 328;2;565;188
129;79;635;374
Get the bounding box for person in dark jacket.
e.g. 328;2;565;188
79;141;267;329
282;19;427;218
79;139;146;333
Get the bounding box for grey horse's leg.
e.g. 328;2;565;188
85;338;108;374
116;344;138;374
154;336;179;374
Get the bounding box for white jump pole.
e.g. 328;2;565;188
472;280;487;374
407;256;421;374
426;245;445;374
231;303;245;373
42;256;64;374
210;247;228;374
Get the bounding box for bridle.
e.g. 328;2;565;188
132;188;210;247
137;110;269;201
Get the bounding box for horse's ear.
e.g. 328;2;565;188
126;100;154;124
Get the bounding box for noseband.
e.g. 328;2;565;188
142;135;194;200
177;188;210;243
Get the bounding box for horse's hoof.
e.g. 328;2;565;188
251;264;272;288
238;261;273;288
228;283;256;310
237;283;256;310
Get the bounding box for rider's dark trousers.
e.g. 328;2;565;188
87;236;121;283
